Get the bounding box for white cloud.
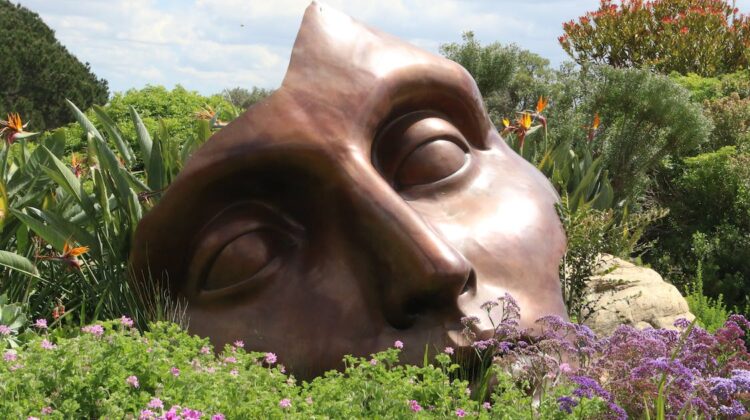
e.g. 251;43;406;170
16;0;750;95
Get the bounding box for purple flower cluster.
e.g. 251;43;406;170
465;293;750;419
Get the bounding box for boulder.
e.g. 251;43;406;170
583;255;694;337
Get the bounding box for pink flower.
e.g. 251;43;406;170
200;346;211;355
165;406;180;418
394;340;404;349
233;340;244;348
211;415;226;420
139;409;154;420
40;339;56;350
0;325;11;335
34;319;48;329
264;352;277;364
3;351;17;362
559;362;572;373
444;346;455;355
169;366;180;377
148;398;163;409
279;398;292;408
27;417;40;420
81;325;104;337
41;407;53;414
230;369;239;376
120;316;134;328
224;356;237;364
9;363;23;371
369;358;378;366
182;408;202;419
483;402;492;410
456;408;466;417
279;364;286;373
126;375;139;388
408;400;422;412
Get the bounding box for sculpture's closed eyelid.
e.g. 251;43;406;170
184;201;303;300
373;112;472;188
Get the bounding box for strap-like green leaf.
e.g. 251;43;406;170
93;105;135;166
0;250;40;278
39;147;96;218
65;99;104;141
10;208;67;252
130;106;152;164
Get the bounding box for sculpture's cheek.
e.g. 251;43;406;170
412;149;567;328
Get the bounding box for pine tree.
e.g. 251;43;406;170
0;0;109;130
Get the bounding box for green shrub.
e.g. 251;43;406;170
702;92;750;152
669;72;723;102
0;320;606;419
440;32;555;124
222;87;273;110
0;1;108;131
63;85;236;155
649;147;750;307
581;66;711;201
559;0;750;77
686;261;731;333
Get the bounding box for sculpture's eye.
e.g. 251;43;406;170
396;139;467;187
375;112;471;191
202;229;290;292
186;202;301;300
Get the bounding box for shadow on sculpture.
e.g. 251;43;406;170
130;1;568;379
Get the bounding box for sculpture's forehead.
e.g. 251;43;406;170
167;1;489;182
282;2;454;97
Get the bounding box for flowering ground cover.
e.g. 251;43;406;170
2;295;749;419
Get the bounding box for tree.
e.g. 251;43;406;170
0;0;109;130
440;32;554;123
222;87;274;110
559;0;750;76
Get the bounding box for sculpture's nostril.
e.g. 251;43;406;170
461;270;476;295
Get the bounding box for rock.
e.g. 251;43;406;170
582;254;695;337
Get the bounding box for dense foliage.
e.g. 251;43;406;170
440;32;554;124
3;295;750;418
559;0;750;76
553;65;709;202
0;1;108;131
650;147;750;308
222;87;274;111
0;317;606;419
64;85;236;154
0;101;213;326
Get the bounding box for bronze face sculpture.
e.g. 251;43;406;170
131;2;567;378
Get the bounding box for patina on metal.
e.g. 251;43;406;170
131;2;567;378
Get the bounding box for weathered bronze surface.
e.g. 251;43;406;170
131;2;567;378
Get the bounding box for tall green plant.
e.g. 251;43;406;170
0;102;214;326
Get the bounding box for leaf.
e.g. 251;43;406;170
39;147;97;219
65;99;104;141
93;105;135;166
0;179;7;232
10;208;67;252
94;136;133;212
93;168;111;225
27;207;100;258
148;135;164;191
0;250;39;278
130;106;153;164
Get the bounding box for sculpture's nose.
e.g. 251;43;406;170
343;159;474;329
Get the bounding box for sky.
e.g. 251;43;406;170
16;0;750;96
